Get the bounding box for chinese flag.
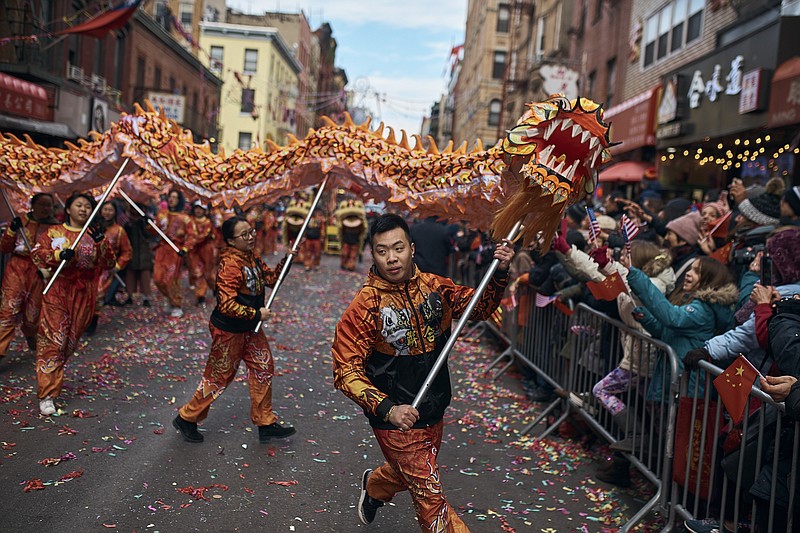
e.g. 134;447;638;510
709;240;734;264
712;355;758;424
586;271;628;301
58;0;142;39
553;298;574;316
709;212;731;239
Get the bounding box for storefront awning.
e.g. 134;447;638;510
0;72;51;121
599;161;655;183
603;87;659;155
0;113;78;140
768;56;800;128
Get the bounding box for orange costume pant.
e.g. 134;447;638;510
188;241;217;299
264;229;279;255
178;324;277;426
340;243;359;270
303;239;322;269
0;255;44;356
370;421;470;533
36;274;97;399
153;245;184;307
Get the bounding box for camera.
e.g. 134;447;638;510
732;244;765;265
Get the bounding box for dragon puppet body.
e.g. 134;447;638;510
0;95;612;246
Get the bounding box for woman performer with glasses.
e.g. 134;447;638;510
173;216;297;444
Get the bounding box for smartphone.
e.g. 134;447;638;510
761;255;773;286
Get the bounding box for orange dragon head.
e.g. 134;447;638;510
492;94;614;248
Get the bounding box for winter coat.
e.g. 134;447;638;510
705;282;800;373
627;267;737;400
124;218;155;271
332;266;508;429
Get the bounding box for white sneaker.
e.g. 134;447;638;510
39;398;56;416
170;307;184;318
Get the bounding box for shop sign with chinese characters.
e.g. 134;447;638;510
687;56;744;109
147;92;185;123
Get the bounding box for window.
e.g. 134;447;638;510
241;88;255;113
536;16;547;56
136;57;145;88
179;2;193;27
595;0;603;20
169;76;175;92
243;49;258;74
492;51;507;79
606;57;616;108
587;70;596;99
210;46;223;74
238;132;252;150
154;67;162;90
488;99;501;127
497;4;510;33
642;0;704;68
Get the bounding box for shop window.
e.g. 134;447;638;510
488;99;501;127
492;51;507;79
497;4;510;32
243;49;258;74
241;88;255;113
642;0;704;69
238;132;252;150
210;46;224;75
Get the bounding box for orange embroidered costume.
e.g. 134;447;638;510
177;247;290;433
32;223;116;401
0;212;57;357
153;209;195;310
187;214;217;303
95;222;132;306
332;265;508;532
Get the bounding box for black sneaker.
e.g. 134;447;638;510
172;415;203;443
258;422;296;442
358;469;384;525
142;299;151;307
197;296;205;305
85;314;99;336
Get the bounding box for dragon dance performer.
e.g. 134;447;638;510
0;193;58;358
303;211;325;271
173;215;296;444
262;207;279;256
332;214;514;532
187;200;218;305
153;189;196;318
335;199;368;271
86;201;132;335
32;193;117;415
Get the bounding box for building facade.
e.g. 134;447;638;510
314;23;348;126
199;21;301;152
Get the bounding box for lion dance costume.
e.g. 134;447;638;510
334;199;367;271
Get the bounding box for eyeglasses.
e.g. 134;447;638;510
234;229;257;239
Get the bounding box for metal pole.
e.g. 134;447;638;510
0;187;32;252
411;219;524;410
113;272;127;289
255;174;330;332
117;189;181;253
44;158;130;295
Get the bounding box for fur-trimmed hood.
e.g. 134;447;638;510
694;283;738;306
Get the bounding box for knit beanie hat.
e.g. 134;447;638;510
766;227;800;285
662;198;692;223
783;185;800;217
703;191;730;218
596;214;617;232
666;211;702;246
738;177;785;226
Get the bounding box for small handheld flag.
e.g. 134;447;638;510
586;207;601;244
712;355;759;424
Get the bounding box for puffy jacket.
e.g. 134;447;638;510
332;266;508;429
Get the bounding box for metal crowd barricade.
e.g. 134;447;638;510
670;359;799;533
558;303;682;532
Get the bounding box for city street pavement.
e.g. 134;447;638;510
0;252;661;532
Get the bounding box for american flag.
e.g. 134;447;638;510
621;214;640;241
586;207;601;243
535;292;557;307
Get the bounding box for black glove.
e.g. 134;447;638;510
9;217;23;231
178;249;187;257
88;225;105;243
59;248;75;262
683;347;711;370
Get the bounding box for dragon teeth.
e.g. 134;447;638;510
525;128;540;138
560;119;573;131
581;130;591;144
553;160;566;175
543;121;559;140
589;137;600;150
571;124;582;138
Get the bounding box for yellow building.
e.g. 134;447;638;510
199;21;302;152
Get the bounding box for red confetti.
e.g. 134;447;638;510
176;483;228;501
267;480;298;487
23;478;45;492
71;409;96;418
58;425;78;436
59;469;84;481
102;523;116;528
153;428;165;435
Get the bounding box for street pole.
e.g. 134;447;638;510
117;189;181;253
255;174;330;332
411;220;524;410
44;158;130;295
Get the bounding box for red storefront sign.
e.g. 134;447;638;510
604;87;659;155
768;56;800;128
0;72;51;121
